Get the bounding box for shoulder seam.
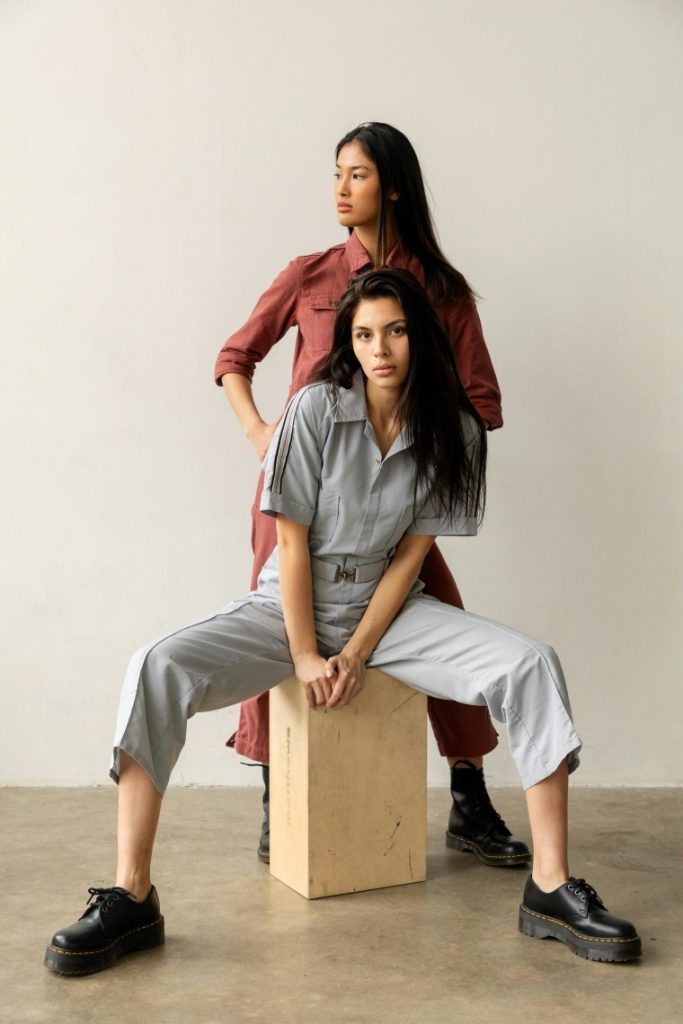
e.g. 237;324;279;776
297;242;346;266
270;383;331;494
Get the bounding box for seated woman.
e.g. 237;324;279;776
45;269;641;975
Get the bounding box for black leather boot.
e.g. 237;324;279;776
44;885;164;975
257;764;270;864
519;875;641;961
445;759;531;867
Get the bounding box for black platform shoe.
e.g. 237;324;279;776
257;764;270;864
445;759;531;867
519;875;641;962
44;885;164;975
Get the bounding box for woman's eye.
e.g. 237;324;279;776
353;174;366;180
391;327;405;336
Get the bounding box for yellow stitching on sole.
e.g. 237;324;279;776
47;917;163;957
447;832;530;860
520;905;638;944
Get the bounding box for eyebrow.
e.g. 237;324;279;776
353;319;406;330
336;162;372;170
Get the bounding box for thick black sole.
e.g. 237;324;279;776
445;830;531;867
257;846;270;865
518;905;641;962
44;916;165;976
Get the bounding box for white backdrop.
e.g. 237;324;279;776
1;0;681;788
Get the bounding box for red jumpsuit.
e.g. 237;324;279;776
215;232;501;763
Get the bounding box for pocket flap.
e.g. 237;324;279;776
309;296;338;311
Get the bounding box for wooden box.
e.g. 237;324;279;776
269;669;427;899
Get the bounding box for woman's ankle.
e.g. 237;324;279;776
531;869;569;893
115;872;152;901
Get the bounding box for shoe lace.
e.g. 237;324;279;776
453;760;511;837
477;800;511;838
80;886;124;920
567;877;606;910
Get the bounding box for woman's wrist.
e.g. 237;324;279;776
244;416;267;442
292;647;320;663
341;641;369;664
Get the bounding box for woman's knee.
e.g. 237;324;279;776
533;640;561;671
504;640;563;695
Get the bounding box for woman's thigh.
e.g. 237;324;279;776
367;594;567;717
128;599;294;714
367;595;581;789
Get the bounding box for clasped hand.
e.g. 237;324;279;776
293;651;366;709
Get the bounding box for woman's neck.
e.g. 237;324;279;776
364;379;402;456
353;217;399;267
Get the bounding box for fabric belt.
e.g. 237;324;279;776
310;556;389;584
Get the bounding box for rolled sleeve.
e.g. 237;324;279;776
407;417;480;537
407;503;478;538
259;491;316;526
260;385;325;526
214;259;301;385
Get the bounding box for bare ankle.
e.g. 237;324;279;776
115;872;151;902
531;870;569;893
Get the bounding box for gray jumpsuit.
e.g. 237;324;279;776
111;374;582;795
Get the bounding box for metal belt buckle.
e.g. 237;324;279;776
335;565;357;583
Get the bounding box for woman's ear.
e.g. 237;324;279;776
387;189;399;201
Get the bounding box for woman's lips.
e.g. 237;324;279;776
373;366;395;376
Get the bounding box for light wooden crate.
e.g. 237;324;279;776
269;669;427;899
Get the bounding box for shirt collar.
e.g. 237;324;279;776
334;371;413;456
334;370;369;421
344;231;409;273
344;231;373;272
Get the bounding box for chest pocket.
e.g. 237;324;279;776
307;296;339;352
310;490;340;545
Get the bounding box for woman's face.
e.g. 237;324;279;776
351;296;410;393
334;141;382;232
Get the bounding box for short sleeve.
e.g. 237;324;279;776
260;385;327;526
407;414;480;537
406;501;477;538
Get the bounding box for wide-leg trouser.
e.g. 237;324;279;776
111;593;581;797
229;478;499;762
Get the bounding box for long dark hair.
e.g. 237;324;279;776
335;122;474;305
317;269;487;524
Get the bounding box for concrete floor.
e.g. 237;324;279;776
1;787;681;1024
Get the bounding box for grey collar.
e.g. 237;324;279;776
334;372;412;456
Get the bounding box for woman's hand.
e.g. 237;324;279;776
247;420;277;463
293;652;336;708
324;651;367;709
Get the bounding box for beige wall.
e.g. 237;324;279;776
1;0;681;788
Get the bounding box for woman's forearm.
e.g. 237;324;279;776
222;373;277;461
276;519;318;659
343;535;435;662
222;372;265;440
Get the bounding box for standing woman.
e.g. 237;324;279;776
215;122;528;868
